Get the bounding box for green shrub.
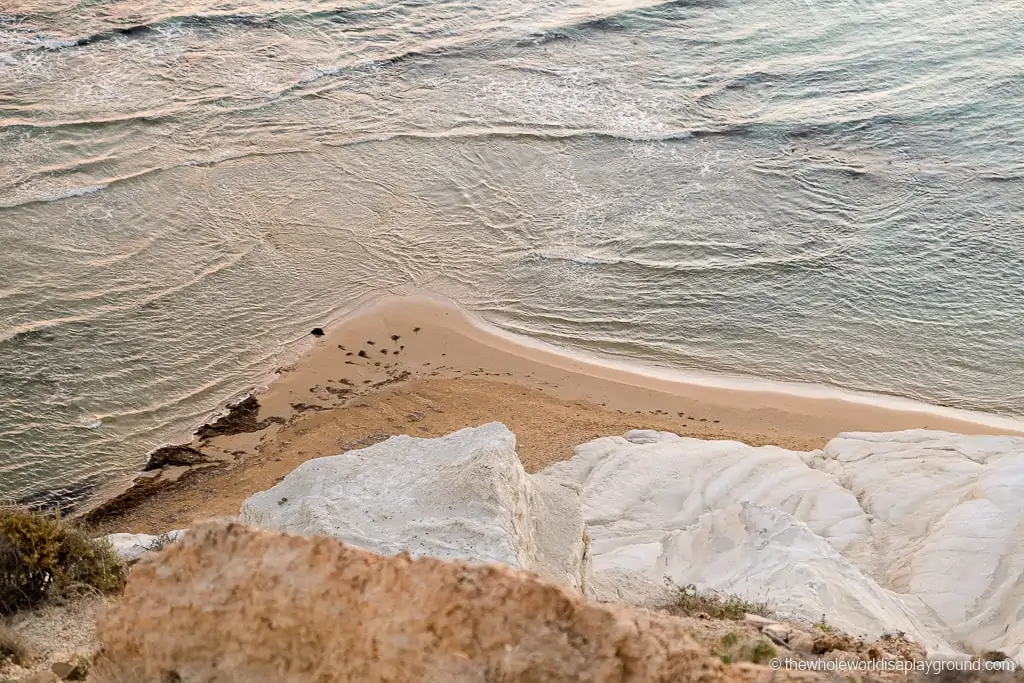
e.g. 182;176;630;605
721;632;740;648
664;581;773;621
749;637;777;664
0;507;126;615
813;614;837;633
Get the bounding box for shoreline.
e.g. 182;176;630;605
81;293;1024;534
395;291;1024;432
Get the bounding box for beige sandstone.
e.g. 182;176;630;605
95;520;808;683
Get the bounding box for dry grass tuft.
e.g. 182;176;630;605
0;623;30;666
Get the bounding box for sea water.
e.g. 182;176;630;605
1;0;1022;504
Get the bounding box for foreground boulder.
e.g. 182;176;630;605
240;422;590;592
94;520;762;683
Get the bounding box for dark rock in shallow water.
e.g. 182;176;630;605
144;445;210;471
81;466;223;529
310;327;325;337
195;395;283;441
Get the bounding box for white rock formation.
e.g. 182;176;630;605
240;422;590;592
653;503;948;652
817;431;1024;662
103;530;186;563
237;422;1024;663
541;429;1024;663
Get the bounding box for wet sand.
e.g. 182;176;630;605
83;294;1024;535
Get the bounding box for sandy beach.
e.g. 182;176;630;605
82;293;1024;535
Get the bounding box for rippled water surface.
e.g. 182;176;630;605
1;0;1023;504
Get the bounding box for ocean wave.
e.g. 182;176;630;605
0;181;111;209
0;147;308;209
0;248;252;344
19;0;682;54
0;115;900;210
530;246;846;274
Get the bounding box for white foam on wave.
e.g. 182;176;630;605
33;37;79;50
0;183;110;209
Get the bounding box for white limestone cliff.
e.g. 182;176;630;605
234;422;1024;663
240;422;590;592
541;428;1024;663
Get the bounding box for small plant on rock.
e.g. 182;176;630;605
664;581;773;621
141;532;177;554
813;614;837;633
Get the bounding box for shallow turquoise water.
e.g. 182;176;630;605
1;0;1022;505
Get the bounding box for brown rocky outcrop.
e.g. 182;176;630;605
94;520;781;683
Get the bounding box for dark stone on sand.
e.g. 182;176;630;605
194;395;284;441
311;328;325;337
290;403;329;413
339;431;390;451
144;445;210;471
391;335;400;341
413;327;421;332
372;370;411;389
358;350;369;358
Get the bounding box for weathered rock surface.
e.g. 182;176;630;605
653;503;945;650
814;431;1024;663
94;520;771;683
240;422;590;592
540;429;1024;662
